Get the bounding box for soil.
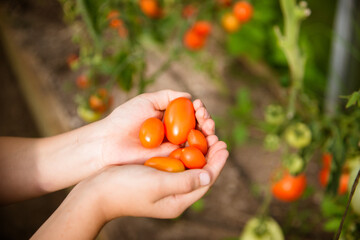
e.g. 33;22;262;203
0;1;333;239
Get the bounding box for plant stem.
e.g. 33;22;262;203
276;0;307;119
334;169;360;240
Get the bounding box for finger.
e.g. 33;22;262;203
200;119;215;136
204;147;228;184
142;90;191;111
193;99;204;111
195;107;210;128
156;169;211;198
206;135;218;148
207;141;227;160
140;142;179;161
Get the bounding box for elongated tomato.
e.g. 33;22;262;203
144;157;185;172
187;129;208;155
139;118;164;148
169;148;184;160
164;97;196;145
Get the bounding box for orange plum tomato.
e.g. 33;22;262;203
139;117;165;148
187;129;208;155
164;97;196;145
271;171;307;202
144;157;185;172
169;148;184;160
180;147;206;169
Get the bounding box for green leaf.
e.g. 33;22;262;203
346;92;360;108
191;198;204;212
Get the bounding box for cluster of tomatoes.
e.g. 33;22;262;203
139;97;208;172
107;10;128;38
183;21;212;51
221;1;253;33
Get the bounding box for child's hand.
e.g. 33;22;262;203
98;90;216;167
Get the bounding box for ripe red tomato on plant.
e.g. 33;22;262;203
180;146;206;169
139;117;164;148
76;74;90;89
187;129;208;155
139;0;161;18
183;30;206;50
271;171;307;202
169;148;183;160
89;88;112;113
144;157;185;172
107;10;120;20
109;19;123;29
193;21;212;37
164;97;196;144
233;1;253;22
221;12;240;33
322;153;332;169
318;167;329;187
338;172;350;195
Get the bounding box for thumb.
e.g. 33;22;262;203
158;170;211;197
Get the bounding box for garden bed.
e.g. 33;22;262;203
0;1;333;239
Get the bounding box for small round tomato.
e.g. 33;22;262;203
180;147;206;169
338;172;350;195
183;30;206;50
233;1;253;22
77;106;102;123
193;21;212;37
272;171;307;202
221;13;240;33
187;129;208;155
107;10;120;20
322;153;332;169
76;75;90;89
169;148;183;160
109;18;123;29
318;168;330;187
139;118;164;148
264;105;285;126
89;88;112;113
144;157;185;172
139;0;161;18
164;97;196;145
284;122;312;149
240;217;284;240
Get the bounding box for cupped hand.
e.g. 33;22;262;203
97;90;215;167
78;134;228;221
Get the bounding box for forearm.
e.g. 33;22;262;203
31;183;105;240
0;120;105;204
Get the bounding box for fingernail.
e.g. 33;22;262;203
199;172;210;186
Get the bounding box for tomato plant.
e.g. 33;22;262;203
180;146;206;169
271;171;307;202
139;117;165;148
164;97;196;145
144;157;185;172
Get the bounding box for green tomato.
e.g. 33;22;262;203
284;123;311;149
77;106;102;123
284;153;304;175
348;165;360;215
265;105;285;126
239;217;284;240
264;134;280;152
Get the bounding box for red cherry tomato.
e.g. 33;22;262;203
109;18;123;29
180;147;206;169
139;0;162;18
338;172;350;195
183;29;206;50
318;168;329;187
144;157;185;172
322;153;332;169
182;5;197;19
89;88;112;113
169;148;183;160
193;21;212;37
187;129;208;155
233;1;253;22
76;75;90;89
271;172;307;202
139;118;164;148
107;10;120;20
164;97;196;145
